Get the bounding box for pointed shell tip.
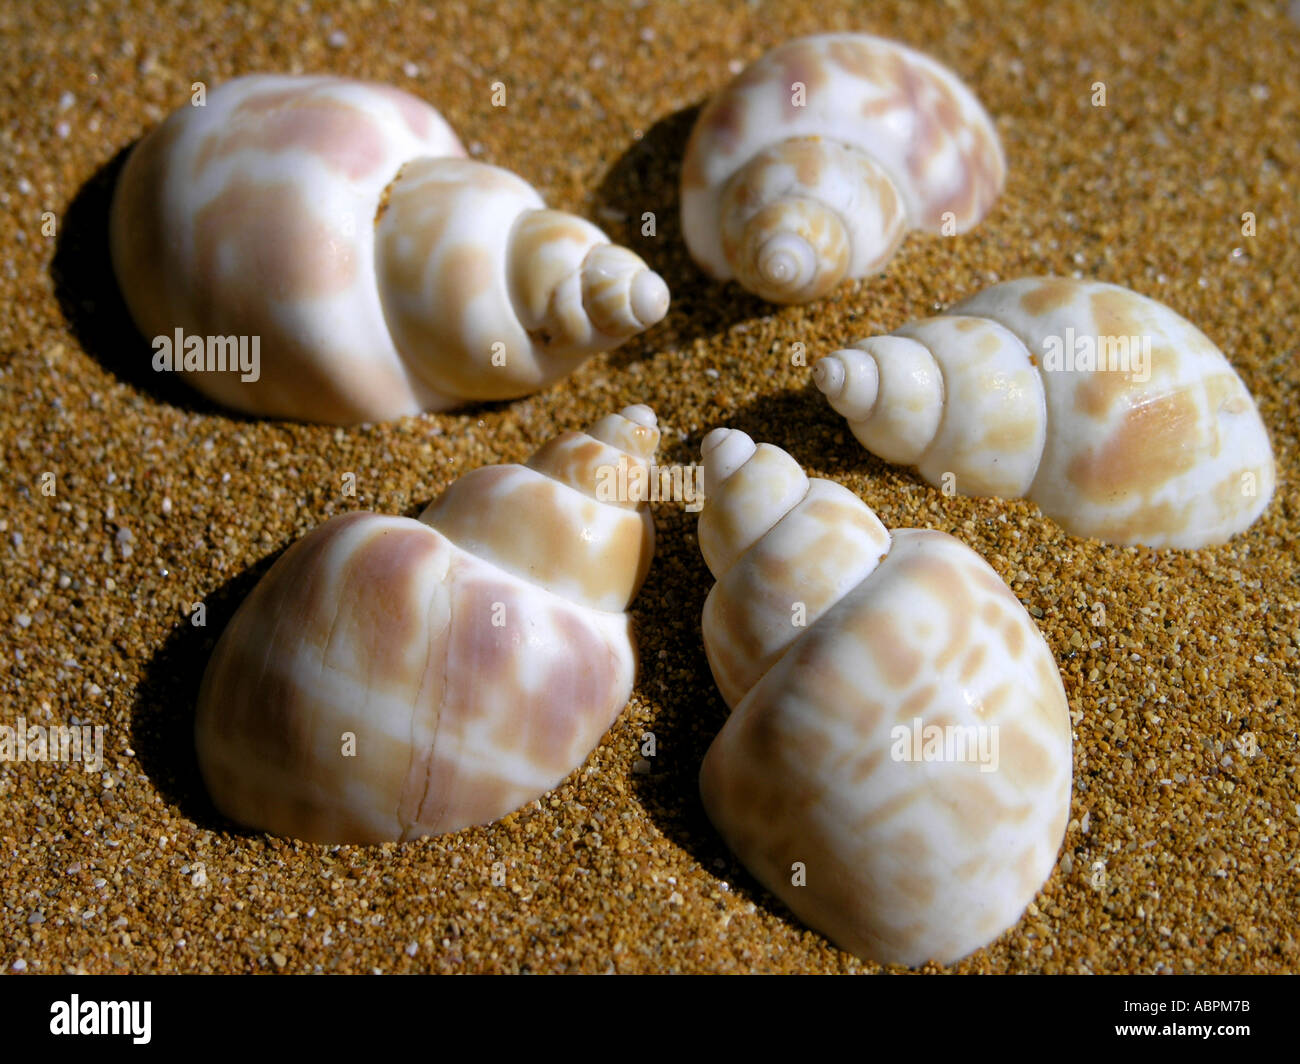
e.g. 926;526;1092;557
701;426;738;457
812;352;848;397
619;404;657;428
630;270;670;327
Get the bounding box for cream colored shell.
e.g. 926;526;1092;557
681;34;1005;303
195;406;660;844
814;277;1276;548
697;429;1072;967
110;75;669;424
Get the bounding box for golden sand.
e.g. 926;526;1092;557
1;0;1297;973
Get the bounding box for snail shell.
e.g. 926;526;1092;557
697;429;1072;966
195;405;660;844
110;75;670;424
814;277;1276;548
680;33;1005;304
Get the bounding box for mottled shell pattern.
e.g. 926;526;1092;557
696;428;1072;966
681;34;1005;304
110;75;670;424
814;278;1276;548
195;406;661;844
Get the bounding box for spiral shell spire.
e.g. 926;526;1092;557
682;34;1005;304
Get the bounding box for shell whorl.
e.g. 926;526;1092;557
699;429;890;709
681;34;1005;303
420;405;660;612
814;338;945;467
816;314;1047;499
504;211;669;347
718;139;905;303
816;278;1277;547
377;161;670;407
698;428;810;577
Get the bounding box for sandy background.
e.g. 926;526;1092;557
1;0;1297;973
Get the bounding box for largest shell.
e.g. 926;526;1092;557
696;429;1073;966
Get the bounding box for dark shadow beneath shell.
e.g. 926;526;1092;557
591;103;774;370
130;542;290;836
49;142;249;419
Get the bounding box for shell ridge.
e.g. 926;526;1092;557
425;462;644;611
317;516;415;840
704;475;814;585
907;330;953;477
707;478;894;706
934;307;1062;503
398;544;454;839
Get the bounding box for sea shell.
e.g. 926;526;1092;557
195;405;660;844
696;428;1072;966
813;277;1276;548
680;33;1005;304
110;75;670;424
